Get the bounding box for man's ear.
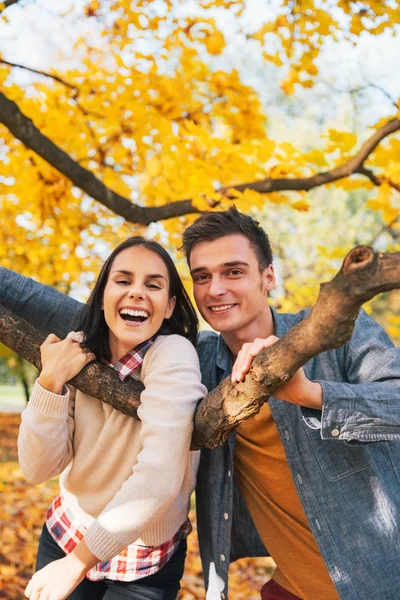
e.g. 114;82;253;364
262;264;276;292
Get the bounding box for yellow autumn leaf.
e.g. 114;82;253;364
292;199;310;211
262;52;283;67
377;182;394;207
146;157;162;178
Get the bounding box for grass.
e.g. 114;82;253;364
0;385;27;413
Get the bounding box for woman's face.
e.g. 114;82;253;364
103;246;176;363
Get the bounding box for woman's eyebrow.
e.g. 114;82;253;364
147;273;167;281
112;269;167;281
112;269;133;275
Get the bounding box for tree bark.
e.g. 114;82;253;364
1;246;399;449
0;308;144;417
0;89;399;224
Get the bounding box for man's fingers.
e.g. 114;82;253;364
232;336;280;382
85;352;96;364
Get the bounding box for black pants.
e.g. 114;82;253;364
36;524;186;600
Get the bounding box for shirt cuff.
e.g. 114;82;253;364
319;380;356;440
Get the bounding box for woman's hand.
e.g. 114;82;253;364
25;540;99;600
38;332;96;394
231;336;323;410
24;555;86;600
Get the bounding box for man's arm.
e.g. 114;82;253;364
0;267;83;337
318;309;400;442
231;310;400;443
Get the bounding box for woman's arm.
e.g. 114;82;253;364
18;381;76;483
84;335;207;561
18;332;96;483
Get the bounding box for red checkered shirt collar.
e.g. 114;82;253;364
102;339;154;381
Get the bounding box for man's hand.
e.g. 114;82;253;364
231;336;323;410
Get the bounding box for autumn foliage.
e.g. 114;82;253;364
0;0;399;294
0;2;400;596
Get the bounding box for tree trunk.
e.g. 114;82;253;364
1;246;399;449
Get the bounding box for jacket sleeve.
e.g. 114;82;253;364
317;310;400;442
84;336;207;562
0;267;83;337
18;380;75;483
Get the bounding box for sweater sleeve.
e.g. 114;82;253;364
18;380;75;483
84;335;207;561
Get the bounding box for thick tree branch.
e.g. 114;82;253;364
0;91;197;224
1;247;399;448
0;307;144;417
0;88;399;224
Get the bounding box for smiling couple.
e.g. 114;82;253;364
2;207;400;600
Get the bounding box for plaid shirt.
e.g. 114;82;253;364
46;339;191;581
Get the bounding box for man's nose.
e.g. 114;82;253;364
208;277;226;297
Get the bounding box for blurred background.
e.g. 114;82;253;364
0;0;399;597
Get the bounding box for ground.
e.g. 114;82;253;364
0;412;274;599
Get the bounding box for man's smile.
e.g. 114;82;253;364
208;303;238;313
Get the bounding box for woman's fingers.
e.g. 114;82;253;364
25;575;42;598
66;331;84;343
42;333;61;346
84;352;97;364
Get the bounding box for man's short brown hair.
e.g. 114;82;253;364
181;206;273;271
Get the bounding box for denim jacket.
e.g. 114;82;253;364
196;309;400;600
1;268;400;600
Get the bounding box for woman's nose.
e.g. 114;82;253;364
128;286;144;299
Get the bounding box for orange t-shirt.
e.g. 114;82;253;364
234;403;339;600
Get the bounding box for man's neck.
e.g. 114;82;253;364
222;306;275;359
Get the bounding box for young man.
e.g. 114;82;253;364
1;208;400;600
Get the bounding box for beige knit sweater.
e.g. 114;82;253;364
18;334;207;562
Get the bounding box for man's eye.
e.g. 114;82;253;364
194;274;208;283
227;269;242;276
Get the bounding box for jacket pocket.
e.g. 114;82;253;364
304;424;372;482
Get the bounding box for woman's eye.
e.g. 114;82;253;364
117;280;130;285
146;283;161;289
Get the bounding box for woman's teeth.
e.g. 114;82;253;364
119;309;149;322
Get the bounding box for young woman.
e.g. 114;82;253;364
18;236;207;600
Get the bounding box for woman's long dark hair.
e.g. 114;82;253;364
78;237;198;362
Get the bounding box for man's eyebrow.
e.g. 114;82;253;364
111;269;167;281
190;261;249;276
223;261;249;268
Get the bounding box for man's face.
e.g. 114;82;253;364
189;234;275;336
